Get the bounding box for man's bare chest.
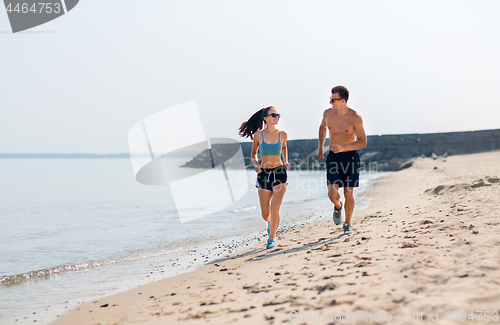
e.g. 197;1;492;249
326;115;354;135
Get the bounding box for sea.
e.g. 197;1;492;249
0;158;388;324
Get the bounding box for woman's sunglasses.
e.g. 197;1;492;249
265;113;281;118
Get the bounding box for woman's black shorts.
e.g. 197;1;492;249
326;150;360;188
255;165;287;191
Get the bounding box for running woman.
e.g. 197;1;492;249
238;106;291;249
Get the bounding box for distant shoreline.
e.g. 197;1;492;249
3;128;500;166
0;153;131;159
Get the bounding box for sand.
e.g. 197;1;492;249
51;151;500;325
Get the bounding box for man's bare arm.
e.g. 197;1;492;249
318;110;328;161
352;114;367;149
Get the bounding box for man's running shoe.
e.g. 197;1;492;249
333;202;343;225
266;238;275;249
343;223;353;235
267;222;270;236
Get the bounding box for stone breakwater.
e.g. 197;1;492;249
182;128;500;171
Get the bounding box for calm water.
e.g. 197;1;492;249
0;159;387;324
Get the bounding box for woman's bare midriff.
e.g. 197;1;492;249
261;156;283;169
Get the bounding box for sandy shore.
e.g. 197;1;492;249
52;151;500;325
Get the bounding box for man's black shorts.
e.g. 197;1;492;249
256;165;287;191
326;150;360;188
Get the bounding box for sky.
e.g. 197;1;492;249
1;0;500;153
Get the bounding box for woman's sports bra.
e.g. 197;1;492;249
260;131;282;156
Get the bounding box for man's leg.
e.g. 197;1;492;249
343;187;354;225
327;184;341;209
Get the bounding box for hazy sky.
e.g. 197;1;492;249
1;0;499;153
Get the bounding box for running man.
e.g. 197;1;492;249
318;86;367;235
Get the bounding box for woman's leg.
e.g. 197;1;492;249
269;183;287;238
258;188;273;222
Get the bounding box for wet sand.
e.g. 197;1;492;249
52;151;500;325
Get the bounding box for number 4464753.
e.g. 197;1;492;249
443;311;499;321
6;3;62;14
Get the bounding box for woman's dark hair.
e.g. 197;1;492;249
238;106;273;139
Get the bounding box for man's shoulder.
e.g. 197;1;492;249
323;107;333;116
347;107;362;119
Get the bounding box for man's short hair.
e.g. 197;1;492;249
331;86;349;102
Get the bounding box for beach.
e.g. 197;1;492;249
50;151;500;324
0;161;381;324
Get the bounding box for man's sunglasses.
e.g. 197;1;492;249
265;113;281;118
330;97;343;102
